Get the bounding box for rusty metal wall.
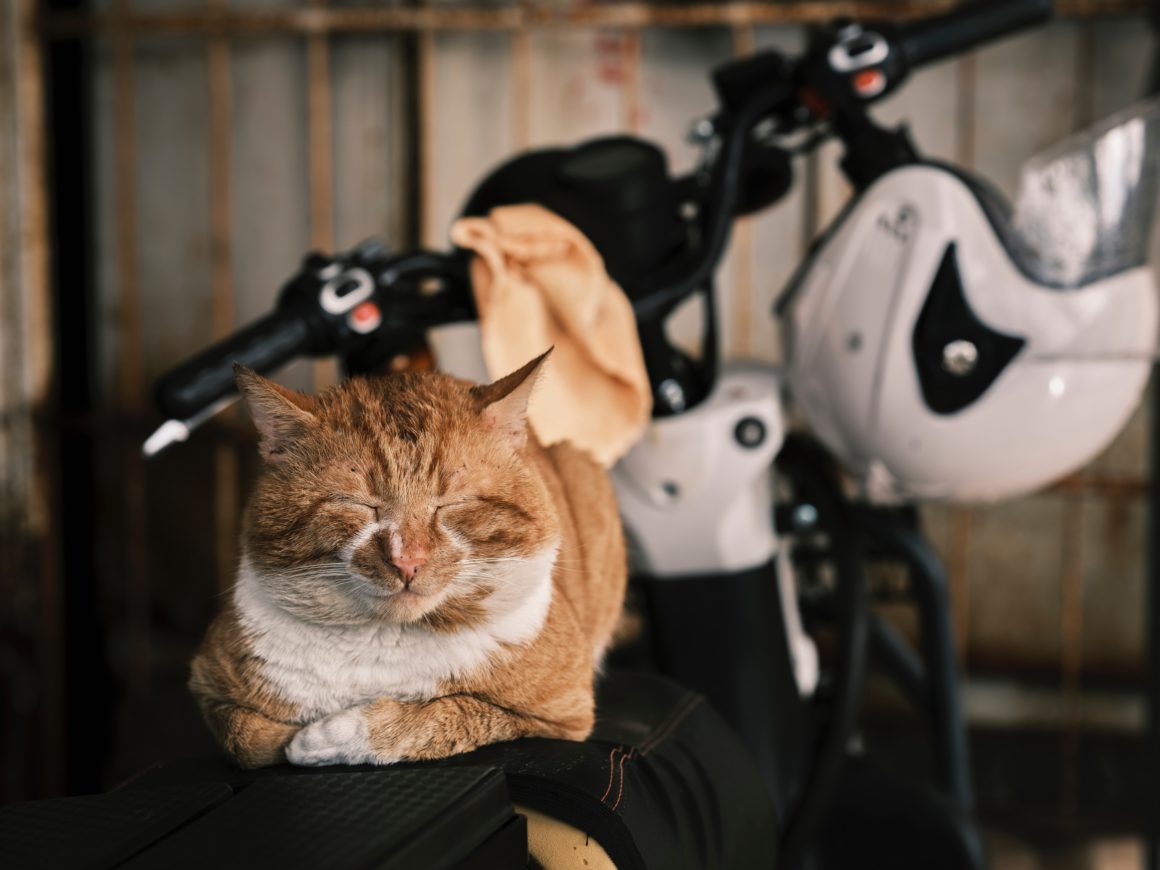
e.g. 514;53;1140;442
25;0;1157;794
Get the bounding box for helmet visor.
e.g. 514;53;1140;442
1012;97;1160;289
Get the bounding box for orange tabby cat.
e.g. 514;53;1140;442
189;352;627;768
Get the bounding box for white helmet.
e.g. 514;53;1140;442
781;100;1160;503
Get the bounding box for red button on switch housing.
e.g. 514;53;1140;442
853;69;886;98
348;301;382;334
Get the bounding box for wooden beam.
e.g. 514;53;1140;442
1048;472;1151;498
43;1;1149;38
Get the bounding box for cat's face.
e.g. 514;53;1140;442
237;355;559;628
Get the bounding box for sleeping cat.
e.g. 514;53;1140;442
189;351;627;768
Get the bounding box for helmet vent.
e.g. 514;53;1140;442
912;243;1025;415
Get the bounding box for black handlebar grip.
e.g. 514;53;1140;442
155;308;316;420
897;0;1053;69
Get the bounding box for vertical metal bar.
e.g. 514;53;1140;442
208;15;233;339
208;7;238;592
731;23;756;58
113;0;151;699
865;512;975;813
511;26;531;150
947;507;972;662
510;0;535;150
1146;7;1160;863
801;148;820;243
1056;24;1095;824
1;0;62;798
43;0;106;798
1059;495;1086;819
213;441;240;593
731;24;756;358
113;7;141;410
1148;375;1160;869
731;218;754;358
801;23;822;244
955;53;977;169
307;1;337;390
418;25;438;247
307;37;334;255
1;0;24;802
11;2;53;407
1073;21;1096;130
393;26;416;248
18;0;60;794
620;29;641;133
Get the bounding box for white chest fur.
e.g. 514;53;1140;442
234;549;555;721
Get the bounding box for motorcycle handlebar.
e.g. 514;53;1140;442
147;0;1057;444
897;0;1053;69
155;308;318;420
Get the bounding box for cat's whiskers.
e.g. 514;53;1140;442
450;575;497;592
329;583;366;592
545;563;586;576
460;553;585;578
452;580;495;594
263;564;350;580
215;580;241;600
271;571;354;584
276;561;347;573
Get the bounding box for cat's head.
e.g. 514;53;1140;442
236;352;559;628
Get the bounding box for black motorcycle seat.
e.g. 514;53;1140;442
121;671;779;870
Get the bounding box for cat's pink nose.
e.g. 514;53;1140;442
392;555;426;584
383;530;429;585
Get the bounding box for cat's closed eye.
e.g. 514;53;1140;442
326;494;382;514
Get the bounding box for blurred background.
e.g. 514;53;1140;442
2;0;1159;867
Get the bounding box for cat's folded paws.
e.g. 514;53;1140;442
285;708;384;767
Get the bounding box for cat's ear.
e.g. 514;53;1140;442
234;365;318;462
471;349;552;451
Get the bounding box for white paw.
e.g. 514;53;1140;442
286;708;378;767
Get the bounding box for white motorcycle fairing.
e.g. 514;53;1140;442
782;164;1157;503
611;362;784;577
610;362;822;696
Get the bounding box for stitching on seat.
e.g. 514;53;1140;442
599;746;622;803
634;693;693;755
597;692;704;813
610;748;636;811
639;692;702;756
637;693;695;755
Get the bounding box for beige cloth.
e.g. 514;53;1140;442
450;204;652;468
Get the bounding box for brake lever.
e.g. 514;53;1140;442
143;394;240;458
144;243;473;457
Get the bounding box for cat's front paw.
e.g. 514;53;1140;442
286;708;383;767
